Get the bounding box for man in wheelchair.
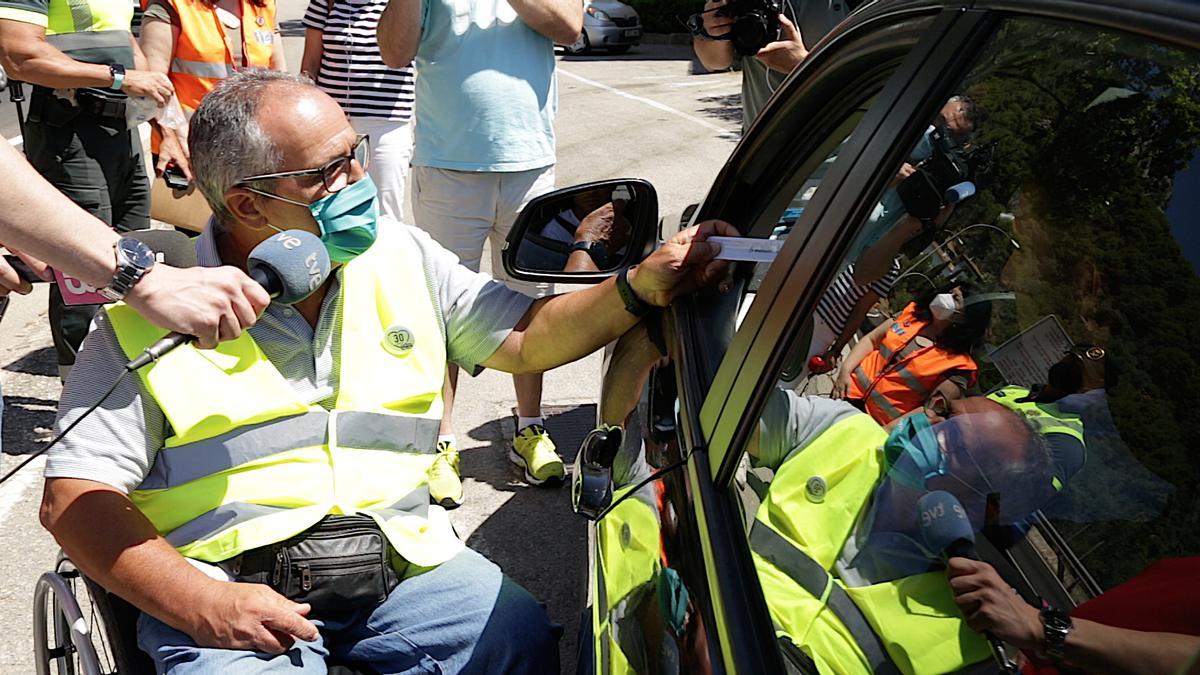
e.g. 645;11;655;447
37;69;736;673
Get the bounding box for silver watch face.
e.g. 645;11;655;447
118;237;157;270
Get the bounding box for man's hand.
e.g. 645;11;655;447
948;558;1043;652
755;15;808;74
701;0;734;36
154;125;193;181
189;581;319;653
575;201;630;250
0;249;51;295
124;265;270;348
627;219;739;307
121;69;174;105
889;162;917;188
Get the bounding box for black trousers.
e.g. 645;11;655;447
23;116;150;371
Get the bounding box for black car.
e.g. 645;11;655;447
504;1;1200;672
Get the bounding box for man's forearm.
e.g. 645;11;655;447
41;479;218;635
485;277;639;374
377;0;421;68
0;140;119;287
0;25;117;89
1057;620;1198;675
509;0;582;45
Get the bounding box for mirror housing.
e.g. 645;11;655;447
502;179;658;284
572;425;624;520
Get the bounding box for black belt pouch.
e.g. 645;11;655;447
229;515;400;620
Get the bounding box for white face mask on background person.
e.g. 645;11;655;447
929;293;960;321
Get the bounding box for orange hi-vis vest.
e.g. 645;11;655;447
151;0;275;153
847;302;977;425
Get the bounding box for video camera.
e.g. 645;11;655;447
896;124;997;225
687;0;782;56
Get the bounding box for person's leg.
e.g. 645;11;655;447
136;609;328;674
491;166;565;485
341;548;560;675
110;127;152;233
410;167;499;504
25;119;113;380
350;117;413;222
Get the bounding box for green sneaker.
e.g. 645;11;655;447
510;424;566;486
429;440;464;509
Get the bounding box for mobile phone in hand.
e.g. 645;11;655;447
162;165;189;190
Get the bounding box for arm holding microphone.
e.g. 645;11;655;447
0;137;268;347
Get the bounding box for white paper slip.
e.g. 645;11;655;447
709;237;785;263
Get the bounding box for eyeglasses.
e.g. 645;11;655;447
237;135;370;194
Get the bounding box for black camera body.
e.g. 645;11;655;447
896;125;996;223
688;0;782;56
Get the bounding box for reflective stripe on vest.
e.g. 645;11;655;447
108;225;454;566
987;386;1084;492
751;521;900;675
753;413;991;674
151;0;275;152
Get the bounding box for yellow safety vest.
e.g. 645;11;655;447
593;486;660;674
987;385;1084;491
751;414;991;675
105;226;461;568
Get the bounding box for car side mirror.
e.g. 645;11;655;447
572;425;624;520
502;179;658;284
0;65;8;92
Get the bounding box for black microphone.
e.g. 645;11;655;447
125;230;331;371
917;491;1018;673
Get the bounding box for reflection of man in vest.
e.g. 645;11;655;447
0;0;174;379
747;390;1053;674
39;70;735;672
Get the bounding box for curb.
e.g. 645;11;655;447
640;32;694;46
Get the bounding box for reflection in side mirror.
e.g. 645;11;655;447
0;65;8;92
503;179;658;284
572;425;623;520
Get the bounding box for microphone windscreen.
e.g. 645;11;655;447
917;490;975;555
126;229;198;268
246;230;331;305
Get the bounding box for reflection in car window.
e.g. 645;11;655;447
736;17;1199;675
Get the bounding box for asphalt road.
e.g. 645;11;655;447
0;10;742;672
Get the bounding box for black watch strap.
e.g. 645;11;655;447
616;266;652;317
1040;605;1073;662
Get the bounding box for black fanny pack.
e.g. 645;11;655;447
220;515;400;620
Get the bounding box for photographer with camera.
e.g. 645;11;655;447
691;0;849;130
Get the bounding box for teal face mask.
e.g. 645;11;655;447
307;176;379;263
247;176;380;263
882;413;946;490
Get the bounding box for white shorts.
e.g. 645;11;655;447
410;165;556;298
350;117;413;221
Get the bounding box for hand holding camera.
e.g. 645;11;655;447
687;0;783;56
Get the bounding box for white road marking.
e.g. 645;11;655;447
8;134;22;147
558;68;739;139
0;455;44;524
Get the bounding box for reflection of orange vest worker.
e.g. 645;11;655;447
844;297;984;425
141;0;281;156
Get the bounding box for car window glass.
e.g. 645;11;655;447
733;18;1200;673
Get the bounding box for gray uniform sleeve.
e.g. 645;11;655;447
45;313;167;494
754;389;862;470
405;224;534;375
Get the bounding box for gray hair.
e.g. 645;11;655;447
188;68;314;233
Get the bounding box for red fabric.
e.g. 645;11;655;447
1021;557;1200;675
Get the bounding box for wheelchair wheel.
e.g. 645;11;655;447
33;556;140;675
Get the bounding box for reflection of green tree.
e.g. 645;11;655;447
622;0;693;33
930;20;1200;592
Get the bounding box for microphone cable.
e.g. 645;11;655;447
0;367;133;487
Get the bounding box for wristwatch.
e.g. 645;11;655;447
1040;604;1073;662
108;63;126;92
570;240;608;263
615;266;652;317
98;236;157;301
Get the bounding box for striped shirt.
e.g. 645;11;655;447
302;0;415;121
815;260;902;333
45;219;532;493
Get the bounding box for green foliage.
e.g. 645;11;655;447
623;0;695;33
893;18;1200;591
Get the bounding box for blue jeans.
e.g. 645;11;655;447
137;548;561;674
